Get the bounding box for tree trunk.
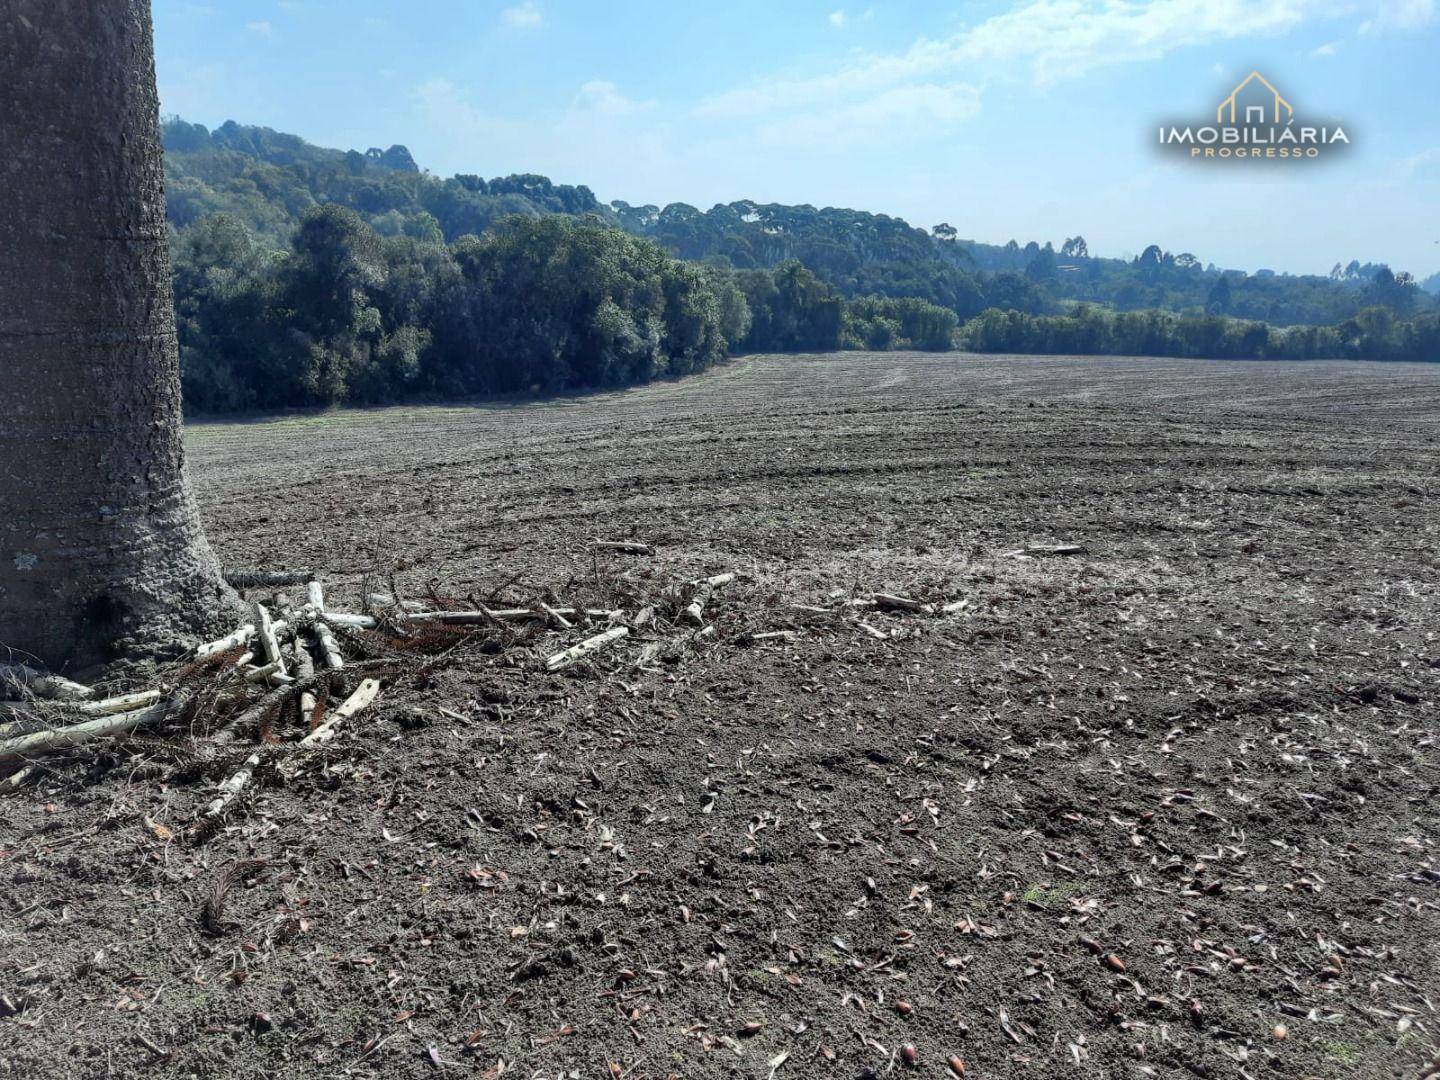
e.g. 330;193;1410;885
0;1;239;674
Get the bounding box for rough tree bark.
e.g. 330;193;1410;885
0;1;240;674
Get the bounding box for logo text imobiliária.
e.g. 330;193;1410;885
1158;72;1350;162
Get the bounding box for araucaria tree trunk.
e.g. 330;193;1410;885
0;1;239;673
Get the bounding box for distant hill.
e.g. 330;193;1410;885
165;117;418;173
162;118;608;246
161;118;1431;325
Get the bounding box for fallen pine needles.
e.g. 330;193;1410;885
200;858;268;935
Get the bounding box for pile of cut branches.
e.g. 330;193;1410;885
0;553;742;827
0;570;532;832
2;545;993;834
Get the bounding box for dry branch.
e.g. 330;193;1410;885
0;664;94;702
1002;544;1088;558
592;541;654;555
196;625;255;659
229;674;327;739
404;607;498;628
75;689;163;716
314;618;344;674
0;698;178;760
321;612;378;629
198;672;371;828
197;750;264;823
873;593;935;615
0;715;38;740
295;678;381;749
546;626;629;672
305;585;343;673
254;603;286;677
540;603;573;629
242;661;290;685
404;607;618;625
292;640;317;730
682;573;736;626
743;630;798;644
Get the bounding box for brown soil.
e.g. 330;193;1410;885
4;354;1440;1080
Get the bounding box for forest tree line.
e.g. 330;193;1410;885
164;119;1436;324
175;206;962;412
961;305;1440;364
164;119;1437;412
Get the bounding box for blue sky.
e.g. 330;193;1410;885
154;0;1440;277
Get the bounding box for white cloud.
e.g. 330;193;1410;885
413;76;659;157
828;8;874;29
245;20;273;37
501;1;543;29
410;75;680;201
756;82;981;149
1391;146;1440;183
407;0;1436;209
1358;0;1434;31
413;77;522;146
700;0;1358;120
1362;0;1435;28
688;0;1440;157
573;80;654;118
1310;39;1340;53
980;0;1329;84
157;62;227;120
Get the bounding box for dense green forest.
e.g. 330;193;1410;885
163;118;1438;411
962;305;1440;363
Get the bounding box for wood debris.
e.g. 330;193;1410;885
682;573;735;626
1001;544;1088;558
873;593;935;614
0;663;94;701
592;541;653;555
295;678;382;749
0;697;178;760
546;627;630;672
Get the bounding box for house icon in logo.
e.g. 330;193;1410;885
1217;71;1293;125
